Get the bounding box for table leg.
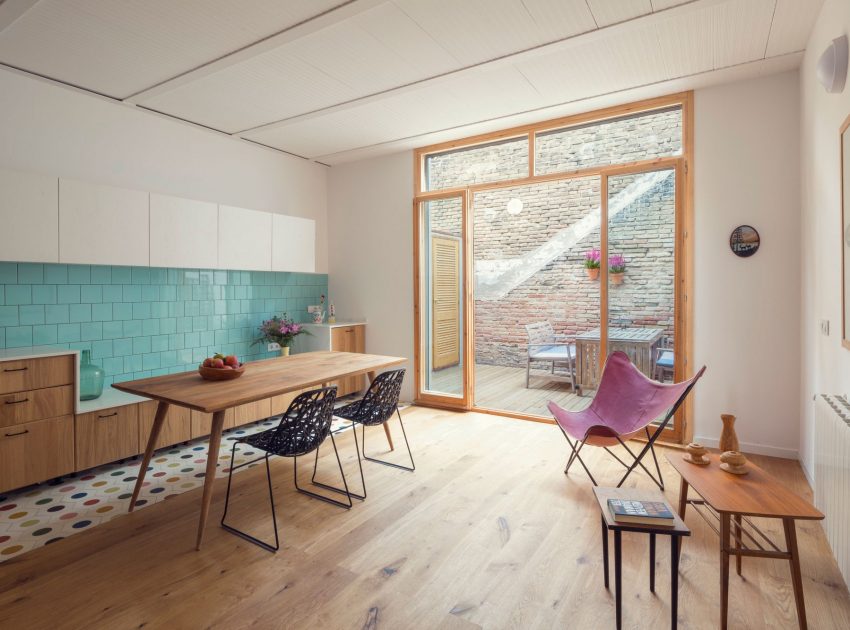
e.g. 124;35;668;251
649;533;656;593
129;401;170;512
678;478;689;519
783;518;808;630
601;516;609;589
671;535;681;630
614;529;622;630
367;369;394;451
720;513;731;630
195;410;226;551
734;514;743;576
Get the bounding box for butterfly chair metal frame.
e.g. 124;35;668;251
220;386;351;553
551;352;706;491
312;369;413;501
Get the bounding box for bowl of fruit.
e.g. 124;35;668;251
199;354;245;381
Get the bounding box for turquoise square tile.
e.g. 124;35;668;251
103;357;123;374
103;320;123;339
192;347;207;363
199;331;214;346
32;285;57;305
81;285;102;304
90;265;112;284
6;326;32;348
6;285;32;305
0;286;3;305
214;329;228;346
0;306;19;327
185;301;200;317
122;284;141;302
69;303;91;323
176;317;192;333
142;319;159;337
142;353;160;370
0;263;17;284
57;285;80;304
141;285;158;302
133;302;151;320
214;270;227;285
161;350;177;367
177;285;192;301
193;316;208;331
18;263;43;284
91;339;112;359
123;320;142;337
33;324;57;346
177;349;193;364
67;265;91;284
184;331;200;347
150;302;167;318
43;264;67;284
167;268;181;285
168;302;184;318
131;267;150;284
184;270;199;285
68;341;92;353
92;303;112;321
133;336;151;354
19;305;45;325
151;335;169;352
111;266;132;284
57;323;80;343
103;284;122;302
113;338;133;357
0;328;4;348
199;270;214;285
150;368;169;377
168;334;184;350
123;355;142;373
150;268;167;284
81;322;102;341
113;303;132;320
133;370;151;380
159;317;176;335
159;285;176;301
45;304;69;324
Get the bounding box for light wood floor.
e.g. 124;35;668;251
1;407;849;629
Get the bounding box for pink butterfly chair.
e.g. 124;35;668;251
548;351;706;490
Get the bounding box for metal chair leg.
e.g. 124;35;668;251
360;408;415;472
526;358;531;388
294;434;354;509
220;445;280;553
614;436;664;490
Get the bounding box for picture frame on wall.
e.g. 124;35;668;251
841;113;850;350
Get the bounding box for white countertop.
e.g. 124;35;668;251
302;321;367;328
80;388;151;414
0;346;79;361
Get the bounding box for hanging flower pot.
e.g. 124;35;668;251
608;254;626;286
609;272;624;285
583;249;601;281
586;267;600;280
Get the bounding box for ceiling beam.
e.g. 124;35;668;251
123;0;386;104
0;0;41;33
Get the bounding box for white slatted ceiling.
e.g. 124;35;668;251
650;0;695;10
0;0;345;98
766;0;824;57
711;0;775;68
586;0;654;27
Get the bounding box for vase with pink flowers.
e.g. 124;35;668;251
584;249;601;280
609;253;627;285
253;314;308;356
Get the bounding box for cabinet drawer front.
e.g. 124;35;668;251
138;401;191;451
190;399;272;438
0;385;74;428
0;416;74;494
0;355;75;395
76;405;139;470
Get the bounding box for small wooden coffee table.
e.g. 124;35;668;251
593;486;691;630
667;454;824;630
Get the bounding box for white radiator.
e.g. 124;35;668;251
815;394;850;586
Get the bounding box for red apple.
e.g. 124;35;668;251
212;358;225;369
202;358;213;368
224;355;239;368
222;365;233;370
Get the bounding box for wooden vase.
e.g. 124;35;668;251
719;414;739;452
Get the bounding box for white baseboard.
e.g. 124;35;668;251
694;435;798;460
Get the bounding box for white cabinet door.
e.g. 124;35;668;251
217;205;272;271
59;179;149;266
0;168;59;263
272;214;315;273
150;193;218;269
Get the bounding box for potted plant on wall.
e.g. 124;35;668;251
584;249;601;280
253;313;308;356
609;254;627;285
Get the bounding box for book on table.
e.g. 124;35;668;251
607;498;675;527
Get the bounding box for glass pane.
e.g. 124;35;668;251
472;176;600;416
606;169;677;408
421;197;464;397
425;136;528;191
535;107;682;175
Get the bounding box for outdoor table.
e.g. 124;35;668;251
574;326;664;393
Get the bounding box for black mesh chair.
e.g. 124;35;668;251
318;369;413;500
220;386;351;552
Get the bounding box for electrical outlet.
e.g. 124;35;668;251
820;319;830;336
267;342;281;351
307;305;320;314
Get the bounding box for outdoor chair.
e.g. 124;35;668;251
525;322;577;390
548;351;705;490
653;338;675;382
220;386;351;552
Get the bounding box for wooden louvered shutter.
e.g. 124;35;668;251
431;235;460;369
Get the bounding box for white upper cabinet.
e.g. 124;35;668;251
272;214;315;273
217;204;272;271
0;168;59;263
150;193;218;269
59;178;149;266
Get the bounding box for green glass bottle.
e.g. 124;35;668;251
79;349;105;401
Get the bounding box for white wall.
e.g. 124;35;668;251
0;67;328;272
799;0;850;480
328;73;803;444
327;152;415;401
693;71;801;459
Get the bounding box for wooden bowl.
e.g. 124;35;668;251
198;364;245;381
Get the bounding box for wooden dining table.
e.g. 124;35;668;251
113;351;406;550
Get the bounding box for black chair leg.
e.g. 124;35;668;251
220;445;280;553
359;408;415;472
294;433;353;509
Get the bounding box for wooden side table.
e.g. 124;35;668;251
593;487;691;629
667;454;824;630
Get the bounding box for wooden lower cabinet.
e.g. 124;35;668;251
190;398;272;438
0;384;74;429
271;389;303;415
75;405;139;471
0;355;74;395
0;416;75;494
138;401;191;451
330;325;366;396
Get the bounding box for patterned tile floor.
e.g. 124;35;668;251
0;415;356;562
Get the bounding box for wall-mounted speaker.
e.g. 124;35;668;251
817;35;848;94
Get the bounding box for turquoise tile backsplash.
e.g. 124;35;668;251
0;262;327;386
